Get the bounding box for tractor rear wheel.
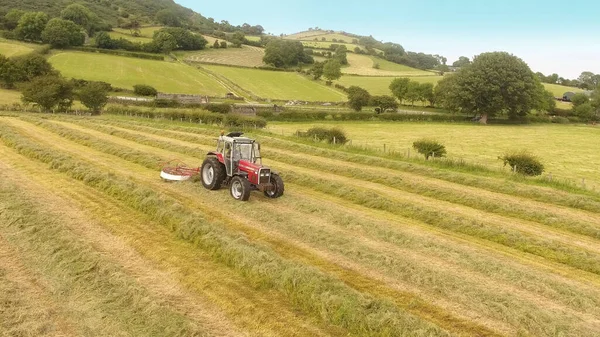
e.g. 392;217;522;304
264;173;284;198
230;176;251;201
201;157;225;190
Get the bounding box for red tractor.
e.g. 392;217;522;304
200;132;284;201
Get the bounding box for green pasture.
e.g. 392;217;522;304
269;121;600;189
0;39;36;57
49;51;227;95
286;31;355;43
245;35;262;42
336;75;443;95
301;41;364;51
201;64;347;101
544;83;584;97
108;31;152;43
0;88;22;104
184;45;264;67
343;54;433;76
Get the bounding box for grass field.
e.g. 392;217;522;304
108;30;152;43
269;121;600;189
201;64;347;101
49;51;227;95
343;54;434;76
2;114;600;336
301;40;365;51
0;39;36;57
184;45;265;67
0;89;23;104
337;75;444;95
286;30;355;43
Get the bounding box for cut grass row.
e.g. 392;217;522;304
38;117;600;335
14;117;510;336
42;118;600;277
90;119;600;242
0;139;328;337
94;116;600;212
0;119;448;337
0;170;205;336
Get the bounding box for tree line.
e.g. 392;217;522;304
343;52;600;123
0;51;110;113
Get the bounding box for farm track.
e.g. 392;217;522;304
12;115;600;334
3;115;600;336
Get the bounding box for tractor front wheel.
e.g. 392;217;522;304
230;176;251;201
264;173;284;198
201;157;225;190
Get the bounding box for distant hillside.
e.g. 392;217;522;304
0;0;263;34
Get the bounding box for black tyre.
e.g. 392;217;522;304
230;176;251;201
264;173;284;198
201;157;225;190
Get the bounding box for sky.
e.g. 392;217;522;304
177;0;599;79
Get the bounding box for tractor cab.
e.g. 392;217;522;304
216;132;262;176
201;132;284;201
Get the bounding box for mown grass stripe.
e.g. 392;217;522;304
0;120;449;337
52;117;600;277
0;172;204;336
96;116;600;213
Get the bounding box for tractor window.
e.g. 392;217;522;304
234;143;253;161
216;139;224;153
253;143;261;164
224;142;232;158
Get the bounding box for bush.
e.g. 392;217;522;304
133;84;158;96
303;127;347;144
412;139;447;160
205;103;231;114
499;151;544;176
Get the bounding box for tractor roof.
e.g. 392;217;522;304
220;136;255;143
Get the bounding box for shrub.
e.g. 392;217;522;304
204;103;231;114
412;139;447;160
133;84;158;96
499;151;544;176
303;127;347;144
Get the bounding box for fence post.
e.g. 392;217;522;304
333;136;336;144
383;144;386;153
582;178;586;188
548;173;552;181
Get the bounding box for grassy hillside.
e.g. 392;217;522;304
0;39;36;58
184;45;264;67
202;64;347;101
343;54;434;76
0;0;191;26
286;30;356;43
2;114;600;336
49;51;227;95
544;83;585;97
0;89;22;104
337;75;444;95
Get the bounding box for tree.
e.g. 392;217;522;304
230;31;245;47
60;4;93;31
573;103;594;119
571;93;590;107
389;77;411;103
155;27;208;50
323;59;342;82
220;41;227;49
78;82;109;115
333;45;348;65
41;18;85;48
4;9;25;30
156;9;182;27
213;39;220;48
13;53;55;81
16;12;48;42
435;52;548;124
404;81;422;106
263;40;313;68
435;64;449;75
153;32;177;54
95;31;114;49
21;76;74;112
419;83;435;106
310;61;324;80
578;71;600;89
452;56;471;68
370;95;398;113
0;55;24;88
347;86;371;111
